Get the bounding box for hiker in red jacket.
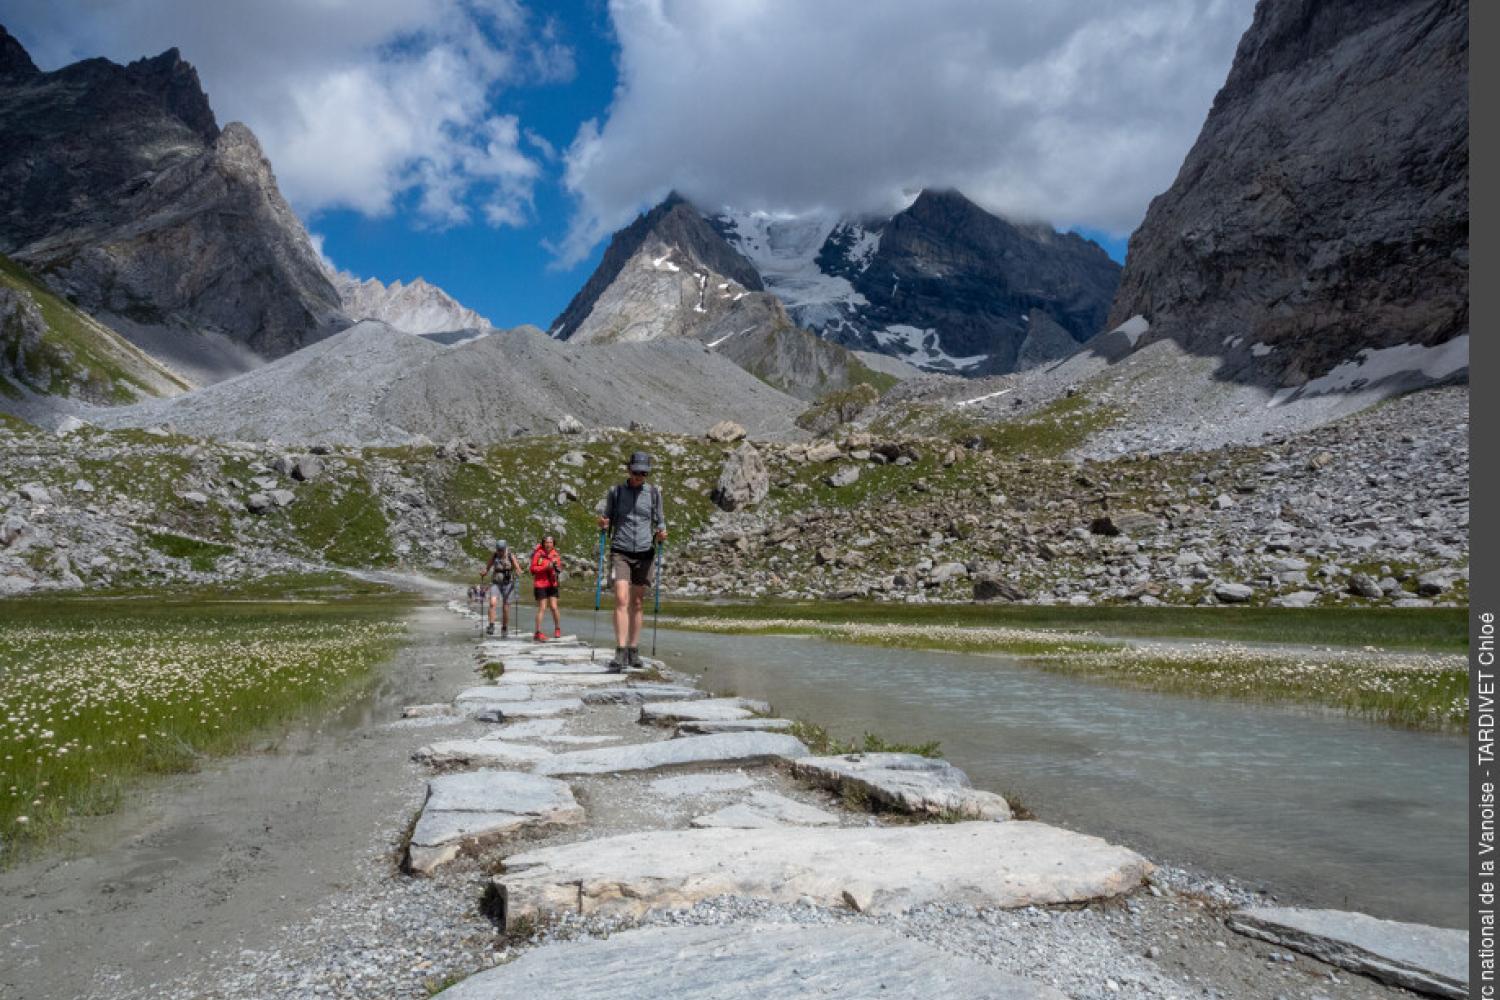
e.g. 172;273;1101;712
529;534;566;642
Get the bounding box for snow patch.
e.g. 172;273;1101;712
1250;342;1274;357
1269;335;1469;407
955;388;1013;408
706;326;755;349
1112;315;1150;346
652;252;680;272
875;324;988;371
715;209;868;329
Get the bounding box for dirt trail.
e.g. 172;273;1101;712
0;605;468;1000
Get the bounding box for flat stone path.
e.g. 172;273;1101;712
791;752;1012;820
406;770;583;875
532;731;809;777
493;822;1152;928
639;696;770;726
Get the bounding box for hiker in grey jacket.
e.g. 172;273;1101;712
595;451;667;672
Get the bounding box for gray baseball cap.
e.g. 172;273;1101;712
627;451;653;473
494;539;508;550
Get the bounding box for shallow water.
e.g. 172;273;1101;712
600;620;1465;928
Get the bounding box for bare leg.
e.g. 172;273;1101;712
488;593;497;625
534;596;544;635
548;597;562;633
612;579;631;648
500;593;510;630
626;584;646;648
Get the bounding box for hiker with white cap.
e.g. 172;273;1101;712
596;450;668;672
480;539;524;637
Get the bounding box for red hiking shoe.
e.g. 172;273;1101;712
553;628;563;639
533;631;547;642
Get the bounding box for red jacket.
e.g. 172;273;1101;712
530;546;561;587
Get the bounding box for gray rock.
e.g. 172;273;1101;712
471;698;585;722
532;732;807;777
290;454;322;481
647;773;757;798
710;441;770;511
454;685;535;704
1348;573;1383;599
805;441;842;463
791;752;1011;820
639;697;771;726
402;703;456;719
71;479;94;493
826;465;860;488
436;923;1065;1000
179;490;209;507
269;489;296;507
405;770;583;875
1213;582;1254;603
580;684;706;706
1227;907;1466;999
494;822;1150;928
675;718;795;735
441;521;468;536
706;420;747;443
18;483;51;504
246;492;273;514
559;450;586;467
557;414;584;435
690;790;839;829
1273;590;1319;608
929;561;968;585
973;576;1027;602
413;740;554;768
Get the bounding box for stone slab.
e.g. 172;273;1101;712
497;672;628;689
1227;907;1467;999
406;770;583;875
532;732;808;777
488;718;566;740
437;923;1064;999
690;790;839;829
582;684;706;705
639;697;770;726
470;698;585;722
454;685;534;704
494;821;1151;928
414;740;553;768
402;703;456;718
490;658;617;674
791;752;1011;820
675;718;794;735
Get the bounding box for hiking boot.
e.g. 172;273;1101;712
606;649;627;673
627;647;644;669
533;631;547;643
499;627;508;639
485;623;494;636
553;627;563;639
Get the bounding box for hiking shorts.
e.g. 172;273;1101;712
533;584;560;601
611;548;656;587
488;580;516;602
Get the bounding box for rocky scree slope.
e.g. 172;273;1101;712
551;194;878;401
0;27;344;380
1106;0;1468;392
89;321;808;444
715;189;1122;377
0;385;1466;611
331;272;491;336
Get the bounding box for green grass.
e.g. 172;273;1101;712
143;531;235;572
789;719;942;757
0;583;411;863
665;598;1467;652
285;468;395;566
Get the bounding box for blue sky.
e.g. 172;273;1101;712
7;0;1246;330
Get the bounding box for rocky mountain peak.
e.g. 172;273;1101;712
0;25;38;82
332;271;490;335
121;47;220;143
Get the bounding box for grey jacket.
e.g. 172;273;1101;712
598;481;666;554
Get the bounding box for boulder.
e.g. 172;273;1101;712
805;441;842;463
1227;907;1466;999
492;822;1151;929
690;790;839;829
639;697;771;727
1214;582;1254;603
402;703;456;718
929;561;968;585
559;450;586;467
1348;573;1384;599
1273;590;1320;608
790;752;1011;820
470;698;585;722
973;577;1027;603
706;420;747;443
532;732;808;777
290;455;322;481
18;483;51;504
580;684;706;706
435;924;1065;1000
246;492;273;514
179;490;209;507
269;489;296;507
405;770;583;875
826;465;860;488
710;441;770;511
557;414;584;435
441;521;468;536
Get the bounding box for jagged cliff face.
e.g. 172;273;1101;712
716;190;1122;377
1106;0;1468;388
551;194;864;400
333;273;490;335
0;27;343;367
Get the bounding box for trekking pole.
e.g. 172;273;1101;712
651;540;664;658
589;530;608;660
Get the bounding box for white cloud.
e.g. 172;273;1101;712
5;0;569;227
558;0;1255;263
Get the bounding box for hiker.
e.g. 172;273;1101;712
480;540;523;637
596;451;667;672
529;534;566;642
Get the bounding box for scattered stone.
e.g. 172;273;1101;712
436;924;1065;1000
675;718;795;735
826;465;860;488
805;441;842;463
471;698;585;722
441;521;468;536
710;441;770;511
290;455;322;481
402;703;456;719
18;483;51;504
532;732;808;777
929;561;968;585
1348;573;1384;599
246;492;273;514
580;684;706;705
405;770;583;875
791;752;1012;820
269;489;296;507
413;740;554;768
1213;582;1254;603
454;685;534;704
1227;907;1466;999
973;576;1027;603
179;490;209;507
690;790;840;829
1273;590;1319;608
557;414;584;435
494;822;1151;928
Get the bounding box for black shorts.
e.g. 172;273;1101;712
533;584;559;600
610;548;656;587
